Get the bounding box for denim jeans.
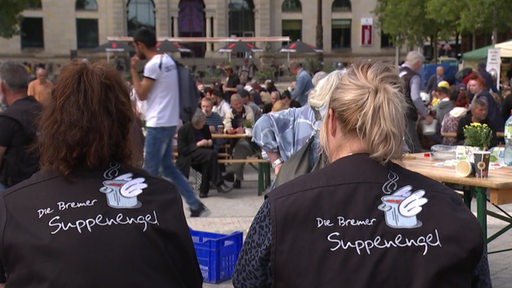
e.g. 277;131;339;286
143;126;200;210
0;182;5;192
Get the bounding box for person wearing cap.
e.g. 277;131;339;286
433;83;455;123
426;65;445;94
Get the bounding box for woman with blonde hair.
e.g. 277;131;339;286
234;62;489;288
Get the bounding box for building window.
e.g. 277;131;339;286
76;19;98;49
228;0;254;37
25;1;42;9
127;0;155;36
331;19;351;49
381;31;393;48
179;0;205;58
76;0;98;10
282;20;302;45
21;17;44;48
282;0;301;12
332;0;351;12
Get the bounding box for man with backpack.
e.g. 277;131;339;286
130;28;209;217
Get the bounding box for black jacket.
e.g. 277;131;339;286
0;165;202;287
0;96;41;187
268;154;484;288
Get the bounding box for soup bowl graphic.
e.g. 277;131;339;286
378;195;422;228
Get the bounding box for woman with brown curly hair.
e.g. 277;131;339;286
0;61;202;288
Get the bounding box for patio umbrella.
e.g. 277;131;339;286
157;40;191;53
280;40;323;62
92;40;134;63
218;40;263;61
93;40;134;53
280;40;323;53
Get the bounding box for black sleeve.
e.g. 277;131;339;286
471;246;491;288
456;116;469;143
177;124;197;156
233;199;272;288
202;125;212;140
0;196;7;283
0;117;19;148
502;95;512;122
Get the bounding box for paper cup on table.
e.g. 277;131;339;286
473;151;491;178
456;160;473;177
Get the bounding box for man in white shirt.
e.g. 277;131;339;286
211;89;230;119
130;28;208;217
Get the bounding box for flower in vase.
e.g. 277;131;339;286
463;123;492;150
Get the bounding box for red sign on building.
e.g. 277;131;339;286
361;18;373;46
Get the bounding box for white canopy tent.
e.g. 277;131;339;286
494;40;512;57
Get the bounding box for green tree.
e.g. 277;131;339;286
375;0;512;59
0;0;40;38
374;0;430;48
458;0;512;47
424;0;463;61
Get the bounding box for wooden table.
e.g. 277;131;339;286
211;133;252;139
399;153;512;252
441;131;505;138
211;133;271;195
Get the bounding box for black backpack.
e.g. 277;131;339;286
174;57;199;123
158;54;199;123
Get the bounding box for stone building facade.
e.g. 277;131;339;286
0;0;397;76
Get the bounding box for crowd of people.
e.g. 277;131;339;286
0;30;494;286
402;52;510;152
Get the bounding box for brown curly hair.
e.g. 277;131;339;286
37;61;138;176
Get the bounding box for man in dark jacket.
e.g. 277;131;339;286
176;109;232;198
477;62;498;93
399;51;434;152
0;61;42;190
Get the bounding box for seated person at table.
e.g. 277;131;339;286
177;109;232;198
441;106;468;145
456;97;498;146
223;93;257;188
201;97;223;132
201;96;225;151
211;89;230;119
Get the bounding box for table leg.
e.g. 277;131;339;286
463;187;472;209
256;162;271;196
474;187;488;242
264;162;271;188
257;163;264;196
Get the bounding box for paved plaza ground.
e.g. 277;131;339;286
184;168;512;288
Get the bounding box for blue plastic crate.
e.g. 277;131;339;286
190;229;243;283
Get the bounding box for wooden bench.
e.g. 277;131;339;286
218;158;271;196
172;151;231;159
441;131;504;138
